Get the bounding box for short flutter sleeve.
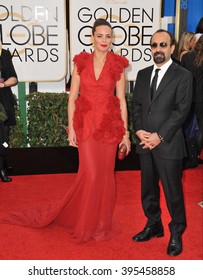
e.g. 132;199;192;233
73;52;91;74
109;53;129;81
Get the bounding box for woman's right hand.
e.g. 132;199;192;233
68;127;78;148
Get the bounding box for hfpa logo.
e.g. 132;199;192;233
181;0;188;10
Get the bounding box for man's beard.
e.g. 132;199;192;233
153;52;165;64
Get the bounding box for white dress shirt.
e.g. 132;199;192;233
151;59;173;90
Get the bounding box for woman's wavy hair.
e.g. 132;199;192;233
194;34;203;67
178;32;195;59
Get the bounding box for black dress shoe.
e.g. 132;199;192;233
0;169;12;182
167;235;182;256
132;224;164;242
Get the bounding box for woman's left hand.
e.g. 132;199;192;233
119;135;131;155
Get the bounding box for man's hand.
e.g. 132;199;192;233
137;130;161;150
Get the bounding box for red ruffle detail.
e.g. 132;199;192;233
73;96;92;141
94;96;126;144
73;52;91;74
108;53;129;81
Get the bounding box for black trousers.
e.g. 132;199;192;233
139;152;186;235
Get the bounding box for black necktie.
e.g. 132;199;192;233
151;68;160;100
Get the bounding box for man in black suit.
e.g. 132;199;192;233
132;29;193;256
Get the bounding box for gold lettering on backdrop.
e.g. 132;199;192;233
77;7;154;63
0;4;59;63
0;5;58;22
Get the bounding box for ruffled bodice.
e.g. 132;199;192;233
73;51;129;144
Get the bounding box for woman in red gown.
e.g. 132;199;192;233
1;18;130;242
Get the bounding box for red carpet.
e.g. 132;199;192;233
0;166;202;260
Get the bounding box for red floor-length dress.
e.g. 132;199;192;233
1;52;129;242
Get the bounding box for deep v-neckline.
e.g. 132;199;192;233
93;53;108;81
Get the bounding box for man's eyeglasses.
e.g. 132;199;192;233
150;42;168;49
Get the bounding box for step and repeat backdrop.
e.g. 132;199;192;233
0;0;67;82
69;0;161;81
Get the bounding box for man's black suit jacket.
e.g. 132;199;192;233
132;62;193;160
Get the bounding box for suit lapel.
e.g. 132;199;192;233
144;66;153;105
152;62;178;102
